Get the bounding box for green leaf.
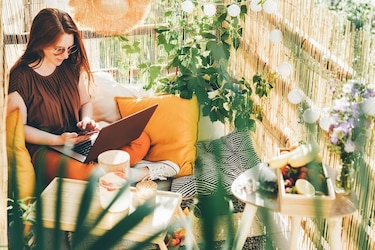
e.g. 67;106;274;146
138;63;148;69
88;203;156;249
240;4;248;18
238;27;243;36
207;41;230;61
252;73;262;83
154;26;170;33
149;65;162;84
218;12;227;23
117;35;129;42
220;31;230;43
202;32;217;40
232;37;240;50
194;87;210;106
72;171;101;247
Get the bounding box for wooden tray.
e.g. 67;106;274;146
277;150;336;217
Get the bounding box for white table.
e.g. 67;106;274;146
231;164;358;250
39;177;189;249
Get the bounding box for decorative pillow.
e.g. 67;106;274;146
91;71;152;123
171;129;260;198
6;108;35;199
116;95;199;177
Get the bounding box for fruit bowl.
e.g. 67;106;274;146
276;147;336;217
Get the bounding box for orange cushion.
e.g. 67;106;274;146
116;95;199;177
6;109;35;198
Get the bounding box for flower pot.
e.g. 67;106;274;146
197;102;226;141
335;162;355;195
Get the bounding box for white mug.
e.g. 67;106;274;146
99;172;131;213
98;150;130;177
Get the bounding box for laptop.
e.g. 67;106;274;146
50;104;158;163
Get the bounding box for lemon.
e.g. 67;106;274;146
295;179;315;196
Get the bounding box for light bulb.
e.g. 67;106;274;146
360;97;375;116
203;3;216;17
269;29;283;43
181;0;194;13
303;109;320;124
287;89;304;104
319;115;335;131
250;0;262;12
277;62;293;77
263;0;278;14
45;0;58;7
228;4;241;17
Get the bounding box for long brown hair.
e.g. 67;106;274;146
11;8;92;84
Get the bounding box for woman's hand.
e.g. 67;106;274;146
77;117;99;132
58;132;91;145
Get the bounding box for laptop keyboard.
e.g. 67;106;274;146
72;140;92;156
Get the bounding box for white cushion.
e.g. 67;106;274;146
91;71;151;123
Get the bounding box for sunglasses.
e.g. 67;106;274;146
52;45;78;56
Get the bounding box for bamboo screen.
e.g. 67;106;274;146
233;0;375;249
2;0;375;249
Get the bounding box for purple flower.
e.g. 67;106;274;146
337;121;351;135
330;126;347;144
325;79;375;161
330;134;339;144
364;88;375;98
333;97;350;112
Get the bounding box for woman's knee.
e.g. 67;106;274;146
33;148;95;184
120;132;151;166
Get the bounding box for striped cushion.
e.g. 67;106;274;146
171;129;260;198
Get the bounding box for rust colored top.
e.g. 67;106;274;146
9;62;81;156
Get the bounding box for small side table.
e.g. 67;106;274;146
231;164;358;250
39;177;195;250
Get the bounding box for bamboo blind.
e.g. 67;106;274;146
232;0;375;249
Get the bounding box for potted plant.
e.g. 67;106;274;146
128;0;274;131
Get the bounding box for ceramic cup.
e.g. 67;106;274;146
98;150;130;177
99;172;131;213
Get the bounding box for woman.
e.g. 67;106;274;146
7;8;179;185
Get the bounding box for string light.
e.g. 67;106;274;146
227;4;241;17
250;0;262;12
277;62;293;77
319;114;335;131
263;0;278;14
287;89;304;104
203;3;217;16
180;0;279;16
269;29;283;43
181;0;194;13
360;97;375;116
303;109;320;124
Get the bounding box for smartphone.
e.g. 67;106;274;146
78;130;99;136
